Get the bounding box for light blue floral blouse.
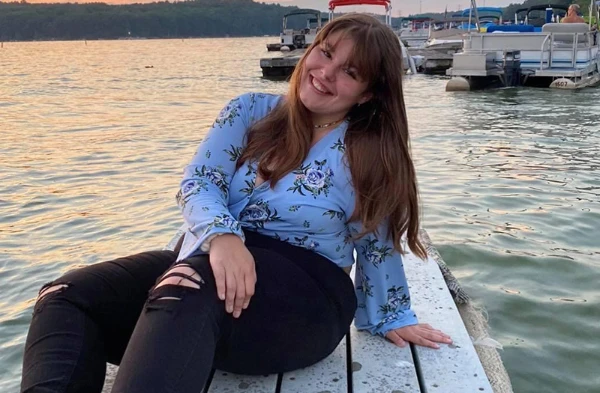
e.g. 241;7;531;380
175;92;418;336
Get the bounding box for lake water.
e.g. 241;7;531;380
1;37;599;392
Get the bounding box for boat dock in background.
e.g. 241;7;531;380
260;51;304;78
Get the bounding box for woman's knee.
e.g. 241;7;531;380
143;260;221;317
147;258;217;301
33;263;108;311
35;282;71;307
151;264;205;301
32;279;78;317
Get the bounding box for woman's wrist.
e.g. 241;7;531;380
201;233;243;252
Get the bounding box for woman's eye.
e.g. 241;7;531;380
321;49;331;58
344;69;357;79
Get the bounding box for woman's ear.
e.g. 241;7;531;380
358;92;373;105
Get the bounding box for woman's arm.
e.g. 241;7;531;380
351;221;452;348
176;94;250;260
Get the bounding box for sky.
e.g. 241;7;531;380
15;0;518;14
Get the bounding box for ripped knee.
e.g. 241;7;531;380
36;283;69;303
152;264;204;301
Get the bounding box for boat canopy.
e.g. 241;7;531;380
461;7;504;16
284;9;322;19
514;7;528;15
400;16;435;22
525;4;568;13
328;0;391;11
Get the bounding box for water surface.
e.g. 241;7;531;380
1;38;599;392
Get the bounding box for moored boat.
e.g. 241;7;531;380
446;0;600;90
266;9;325;52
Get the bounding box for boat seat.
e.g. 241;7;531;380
542;23;590;44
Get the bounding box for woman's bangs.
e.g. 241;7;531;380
313;19;383;85
347;28;381;84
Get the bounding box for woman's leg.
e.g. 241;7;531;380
215;231;357;374
110;256;227;393
110;231;356;393
20;250;177;393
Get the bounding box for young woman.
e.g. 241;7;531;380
21;13;451;393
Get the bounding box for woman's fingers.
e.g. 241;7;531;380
386;331;408;348
208;235;256;317
232;272;246;318
225;268;237;314
211;262;227;301
410;332;440;349
243;268;256;310
390;324;453;349
419;327;452;343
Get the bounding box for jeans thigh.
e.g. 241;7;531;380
213;246;356;375
36;249;177;363
111;255;225;393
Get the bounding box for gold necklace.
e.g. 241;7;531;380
313;118;345;129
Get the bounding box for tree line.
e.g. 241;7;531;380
0;0;300;41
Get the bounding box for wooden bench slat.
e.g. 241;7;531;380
350;325;421;393
279;336;348;393
403;251;493;393
206;371;278;393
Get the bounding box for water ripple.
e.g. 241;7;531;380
0;39;598;393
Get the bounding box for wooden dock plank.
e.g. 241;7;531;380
403;251;493;393
350;325;421;393
279;337;348;393
206;372;278;393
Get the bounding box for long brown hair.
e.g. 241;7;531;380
238;14;426;259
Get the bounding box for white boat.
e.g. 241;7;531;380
425;28;468;51
397;17;434;48
425;7;504;52
266;9;325;52
446;1;600;90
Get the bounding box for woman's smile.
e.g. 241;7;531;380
309;75;333;95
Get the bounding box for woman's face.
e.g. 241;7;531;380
299;32;372;123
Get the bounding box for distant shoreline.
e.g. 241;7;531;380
1;35;278;44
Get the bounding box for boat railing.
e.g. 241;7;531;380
539;30;597;69
539;34;552;69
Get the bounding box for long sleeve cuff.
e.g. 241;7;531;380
357;309;419;337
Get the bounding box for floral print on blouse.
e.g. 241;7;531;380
176;93;418;337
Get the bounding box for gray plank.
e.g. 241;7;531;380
279;337;348;393
206;371;278;393
403;249;493;393
350;325;421;393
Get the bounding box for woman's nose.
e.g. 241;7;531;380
321;63;336;81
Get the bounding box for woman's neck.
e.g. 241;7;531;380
311;112;346;129
311;119;344;147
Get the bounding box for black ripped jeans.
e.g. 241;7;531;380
20;230;357;393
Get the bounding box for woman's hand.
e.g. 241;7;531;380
209;234;256;318
385;324;452;349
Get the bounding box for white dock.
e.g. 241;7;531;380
260;51;304;78
102;231;499;393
